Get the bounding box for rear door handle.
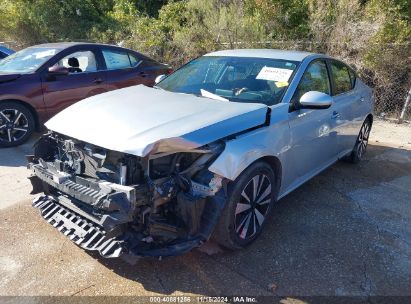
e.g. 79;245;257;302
93;78;104;84
139;71;148;78
331;111;341;119
359;97;365;103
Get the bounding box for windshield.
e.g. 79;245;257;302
0;47;59;73
157;56;298;105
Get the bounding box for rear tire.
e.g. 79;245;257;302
0;102;35;148
346;118;372;163
213;161;277;250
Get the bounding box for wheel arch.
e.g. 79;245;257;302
366;113;373;125
210;153;283;198
0;99;40;131
255;155;282;199
211;154;283;249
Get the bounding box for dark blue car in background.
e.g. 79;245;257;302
0;46;15;59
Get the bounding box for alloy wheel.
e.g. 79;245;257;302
0;108;29;143
357;121;371;159
235;174;272;240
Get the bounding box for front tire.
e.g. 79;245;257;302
0;102;35;148
213;161;277;250
347;118;372;163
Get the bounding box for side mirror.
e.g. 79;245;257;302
48;66;69;76
299;91;333;109
155;74;166;85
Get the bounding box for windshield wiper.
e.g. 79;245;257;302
200;89;229;102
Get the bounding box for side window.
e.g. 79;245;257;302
57;51;97;74
129;53;142;67
292;60;330;102
102;49;142;70
330;61;353;95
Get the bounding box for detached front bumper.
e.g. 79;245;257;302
29;161;227;263
28;161;141;263
32;195;124;258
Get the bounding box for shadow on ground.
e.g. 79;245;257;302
0;133;39;167
85;144;411;296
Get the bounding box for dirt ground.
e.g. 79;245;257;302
0;119;410;300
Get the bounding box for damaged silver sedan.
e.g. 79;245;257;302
28;49;374;262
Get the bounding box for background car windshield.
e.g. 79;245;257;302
0;47;59;73
157;56;298;105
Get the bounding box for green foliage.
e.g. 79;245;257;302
0;0;409;116
122;1;187;64
0;0;176;46
132;0;170;17
245;0;310;39
0;0;117;45
121;0;312;64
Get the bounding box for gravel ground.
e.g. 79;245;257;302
0;119;410;300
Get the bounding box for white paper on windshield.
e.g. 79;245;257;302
35;49;56;59
256;67;293;82
200;89;229;102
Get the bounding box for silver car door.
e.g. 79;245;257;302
347;69;374;146
328;60;361;156
285;59;338;193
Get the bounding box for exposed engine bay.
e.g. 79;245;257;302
28;132;227;263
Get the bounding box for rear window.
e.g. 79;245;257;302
129;54;140;67
330;61;353;95
102;49;141;70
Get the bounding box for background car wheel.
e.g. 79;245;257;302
213;161;277;250
347;118;372;164
0;102;35;148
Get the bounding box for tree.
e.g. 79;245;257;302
0;0;117;46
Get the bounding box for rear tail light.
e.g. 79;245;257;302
166;68;173;75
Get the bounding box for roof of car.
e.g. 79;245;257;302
27;42;120;50
19;42;160;65
204;49;316;61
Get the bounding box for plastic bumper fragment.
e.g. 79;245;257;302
32;195;124;258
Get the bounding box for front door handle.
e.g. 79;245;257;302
331;111;341;119
93;78;104;84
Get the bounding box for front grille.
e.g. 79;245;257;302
64;180;104;200
32;195;124;258
31;164;108;206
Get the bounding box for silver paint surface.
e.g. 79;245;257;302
45;85;268;156
209;55;373;199
46;51;373;201
204;49;313;61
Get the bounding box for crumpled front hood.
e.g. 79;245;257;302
46;85;268;156
0;73;21;83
